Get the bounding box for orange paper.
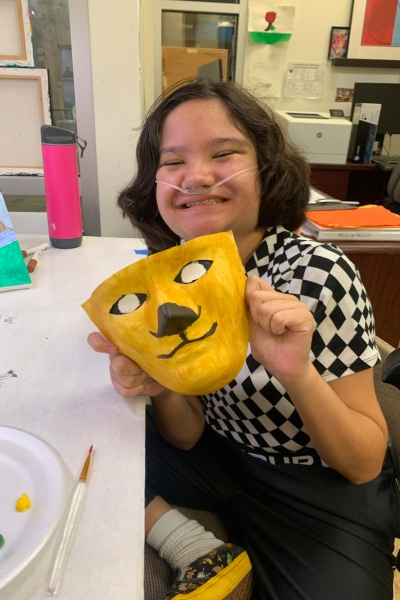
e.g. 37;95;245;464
306;205;400;229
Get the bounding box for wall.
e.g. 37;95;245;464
87;0;142;237
78;0;400;237
142;0;155;114
242;0;400;154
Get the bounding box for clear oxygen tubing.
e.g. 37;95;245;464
155;165;259;195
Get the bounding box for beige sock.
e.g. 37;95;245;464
146;508;224;571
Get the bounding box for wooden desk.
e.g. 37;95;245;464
1;235;146;600
330;240;400;348
310;162;390;204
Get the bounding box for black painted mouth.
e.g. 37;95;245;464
157;322;218;359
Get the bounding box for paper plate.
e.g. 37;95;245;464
0;426;67;590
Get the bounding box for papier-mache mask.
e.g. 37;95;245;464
82;231;249;395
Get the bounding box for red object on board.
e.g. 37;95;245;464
265;11;277;24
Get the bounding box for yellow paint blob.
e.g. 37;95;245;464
16;494;32;512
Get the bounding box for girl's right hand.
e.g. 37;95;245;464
87;332;166;398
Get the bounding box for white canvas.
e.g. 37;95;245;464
0;0;34;66
0;68;51;175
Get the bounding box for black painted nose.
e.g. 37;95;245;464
151;303;200;338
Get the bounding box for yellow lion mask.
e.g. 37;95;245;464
82;232;249;395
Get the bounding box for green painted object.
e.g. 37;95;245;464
0;191;32;292
248;32;292;44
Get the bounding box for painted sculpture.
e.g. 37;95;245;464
82;232;249;395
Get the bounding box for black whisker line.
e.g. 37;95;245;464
157;322;218;359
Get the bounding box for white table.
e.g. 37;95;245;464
0;235;147;600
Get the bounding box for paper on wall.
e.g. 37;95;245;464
284;62;325;99
247;45;282;97
248;3;295;44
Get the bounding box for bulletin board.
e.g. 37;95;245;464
0;68;51;175
0;0;34;66
162;47;228;94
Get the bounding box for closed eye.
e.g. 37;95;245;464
174;260;213;284
110;293;147;315
163;160;184;166
213;151;234;159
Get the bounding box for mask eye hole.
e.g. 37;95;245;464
174;260;213;284
110;293;147;315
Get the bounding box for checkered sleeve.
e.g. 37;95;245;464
286;241;380;382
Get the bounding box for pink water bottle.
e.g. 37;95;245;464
41;125;87;249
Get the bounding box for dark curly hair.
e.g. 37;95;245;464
117;78;310;253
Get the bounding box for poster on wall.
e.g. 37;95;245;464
248;3;295;45
247;45;282;97
284;62;325;99
348;0;400;60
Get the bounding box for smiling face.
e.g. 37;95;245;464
82;232;249;395
156;99;265;262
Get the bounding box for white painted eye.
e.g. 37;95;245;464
175;260;213;284
110;293;147;315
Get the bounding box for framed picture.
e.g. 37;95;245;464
328;27;349;59
348;0;400;60
0;0;34;66
0;68;51;175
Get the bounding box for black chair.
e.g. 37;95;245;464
144;336;400;599
379;160;400;214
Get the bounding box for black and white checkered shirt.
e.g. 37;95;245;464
202;226;380;466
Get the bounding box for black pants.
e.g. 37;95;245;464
145;409;400;600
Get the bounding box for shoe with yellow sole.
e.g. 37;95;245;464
164;543;253;600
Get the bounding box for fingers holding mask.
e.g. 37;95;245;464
87;331;165;398
110;352;166;398
109;353;144;398
246;277;312;335
246;279;300;335
246;276;314;375
87;331;119;355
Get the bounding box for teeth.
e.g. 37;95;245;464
185;198;225;208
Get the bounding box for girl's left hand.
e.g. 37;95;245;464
246;276;315;383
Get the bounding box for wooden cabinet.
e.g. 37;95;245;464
310;162;390;205
308;174;399;346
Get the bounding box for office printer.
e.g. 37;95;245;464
275;111;351;164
